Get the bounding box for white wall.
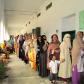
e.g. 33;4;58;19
0;0;9;43
26;0;84;42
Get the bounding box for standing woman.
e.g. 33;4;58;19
58;34;72;84
28;34;37;71
39;35;49;77
14;36;18;54
28;39;37;70
42;35;49;77
48;34;60;62
37;35;42;71
23;34;29;64
18;35;25;60
72;31;84;84
16;35;19;56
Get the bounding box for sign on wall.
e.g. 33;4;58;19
79;10;84;30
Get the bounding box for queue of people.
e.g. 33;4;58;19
14;31;84;84
0;31;83;84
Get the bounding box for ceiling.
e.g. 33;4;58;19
4;0;47;34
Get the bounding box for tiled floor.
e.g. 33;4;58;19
0;54;70;84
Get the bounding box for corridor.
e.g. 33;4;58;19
0;54;67;84
1;54;50;84
0;0;84;84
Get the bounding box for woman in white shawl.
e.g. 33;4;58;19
58;34;72;84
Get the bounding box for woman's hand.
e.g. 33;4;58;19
51;49;54;54
72;65;74;71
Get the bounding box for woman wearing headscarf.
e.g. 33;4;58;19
72;31;84;84
79;45;84;84
28;39;37;71
47;34;60;64
39;35;49;77
23;34;29;64
36;35;42;71
58;34;72;84
28;34;37;71
14;36;18;55
18;35;25;60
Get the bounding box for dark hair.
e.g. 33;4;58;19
81;31;83;36
51;34;58;39
77;31;83;35
41;35;46;39
77;31;83;38
52;55;56;59
51;34;60;44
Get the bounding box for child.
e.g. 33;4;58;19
49;55;60;84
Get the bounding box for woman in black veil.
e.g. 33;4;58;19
38;35;49;77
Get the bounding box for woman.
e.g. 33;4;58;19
72;31;84;84
28;34;37;71
18;35;25;60
48;34;60;62
39;35;49;77
58;34;72;84
37;35;42;71
28;40;37;70
23;34;29;64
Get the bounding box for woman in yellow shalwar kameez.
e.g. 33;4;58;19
28;39;37;71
